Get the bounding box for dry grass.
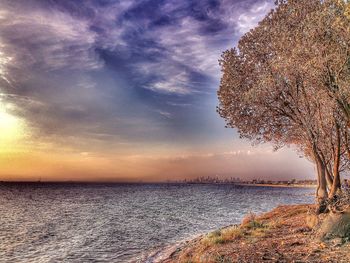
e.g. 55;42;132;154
202;225;248;247
221;226;244;240
241;212;256;225
166;205;334;263
266;217;283;229
165;205;346;263
177;212;273;262
207;225;267;246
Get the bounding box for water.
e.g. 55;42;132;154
0;183;314;262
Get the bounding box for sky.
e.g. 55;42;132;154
0;0;314;182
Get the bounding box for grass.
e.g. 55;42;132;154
179;209;293;262
201;212;272;247
173;205;315;263
201;226;246;246
202;230;225;246
221;226;245;240
244;219;265;229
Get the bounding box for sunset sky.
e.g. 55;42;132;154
0;0;313;182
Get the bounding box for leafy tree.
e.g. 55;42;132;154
218;0;350;211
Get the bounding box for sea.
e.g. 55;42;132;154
0;183;314;262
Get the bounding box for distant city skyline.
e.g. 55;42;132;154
0;0;313;181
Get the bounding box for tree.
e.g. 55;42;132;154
218;0;350;211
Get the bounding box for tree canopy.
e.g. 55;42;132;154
218;0;350;211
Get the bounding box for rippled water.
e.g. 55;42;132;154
0;183;314;262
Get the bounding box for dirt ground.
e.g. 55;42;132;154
162;204;350;263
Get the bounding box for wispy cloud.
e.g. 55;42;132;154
0;0;276;156
235;1;273;34
0;0;314;181
0;6;101;79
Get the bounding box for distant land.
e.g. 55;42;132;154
0;177;317;187
166;176;317;187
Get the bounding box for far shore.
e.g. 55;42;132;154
0;181;317;187
236;183;316;188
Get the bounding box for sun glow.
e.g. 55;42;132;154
0;102;26;151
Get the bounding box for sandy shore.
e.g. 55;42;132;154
145;204;350;263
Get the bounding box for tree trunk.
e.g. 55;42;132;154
315;154;328;214
344;128;350;160
329;122;341;199
329;164;341;199
325;167;334;191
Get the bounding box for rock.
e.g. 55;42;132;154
317;209;350;240
306;214;319;229
330;238;343;247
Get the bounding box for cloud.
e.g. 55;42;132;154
0;6;101;83
123;0;274;95
0;0;278;156
235;1;273;34
157;110;172;119
0;0;313;182
0;0;275;90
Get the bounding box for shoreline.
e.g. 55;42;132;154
135;185;315;263
0;181;317;188
137;234;204;263
145;204;350;263
140;224;241;263
236;183;316;188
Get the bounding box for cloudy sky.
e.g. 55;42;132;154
0;0;313;182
